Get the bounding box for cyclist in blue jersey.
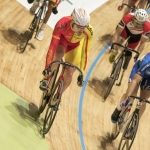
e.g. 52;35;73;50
111;52;150;123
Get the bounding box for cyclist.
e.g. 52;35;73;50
108;9;150;64
39;7;93;94
111;52;150;123
118;0;148;15
29;0;60;40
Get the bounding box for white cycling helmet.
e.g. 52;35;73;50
71;7;90;26
134;9;148;22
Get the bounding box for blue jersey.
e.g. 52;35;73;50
130;52;150;80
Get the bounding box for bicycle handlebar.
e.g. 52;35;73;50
129;95;150;104
111;42;139;56
122;3;137;11
48;61;83;76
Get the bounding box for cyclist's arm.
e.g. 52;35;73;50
125;74;142;97
111;25;124;47
112;15;128;43
112;26;123;42
121;0;127;4
126;59;150;97
80;25;93;74
45;22;62;69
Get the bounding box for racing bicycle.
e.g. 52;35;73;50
111;96;150;150
19;0;59;53
39;61;83;137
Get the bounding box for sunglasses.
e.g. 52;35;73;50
75;23;87;29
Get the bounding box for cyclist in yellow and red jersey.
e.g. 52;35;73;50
118;0;148;15
29;0;61;40
109;9;150;64
39;7;93;92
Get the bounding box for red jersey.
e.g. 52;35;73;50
46;16;93;71
118;13;150;38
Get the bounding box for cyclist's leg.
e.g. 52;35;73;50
62;42;82;92
51;45;66;71
123;35;141;69
40;36;67;91
124;0;137;15
30;0;40;15
37;1;55;40
43;1;55;24
39;45;65;90
139;78;150;118
62;67;76;93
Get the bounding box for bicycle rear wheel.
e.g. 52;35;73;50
118;113;139;150
104;57;123;100
42;80;63;136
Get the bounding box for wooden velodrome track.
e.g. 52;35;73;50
1;0;150;150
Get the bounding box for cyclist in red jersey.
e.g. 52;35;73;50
39;7;93;92
108;9;150;63
29;0;60;40
118;0;148;15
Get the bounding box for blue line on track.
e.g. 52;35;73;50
78;43;110;150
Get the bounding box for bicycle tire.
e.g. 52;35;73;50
19;10;41;53
20;7;44;53
104;57;123;100
39;71;56;114
42;80;63;135
118;113;139;150
27;0;34;4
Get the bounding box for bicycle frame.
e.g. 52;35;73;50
31;0;48;37
19;0;49;53
117;99;134;133
115;96;150;150
47;61;83;106
111;43;139;86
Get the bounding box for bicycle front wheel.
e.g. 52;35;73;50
118;113;139;150
104;57;123;100
39;71;56;114
42;80;63;135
